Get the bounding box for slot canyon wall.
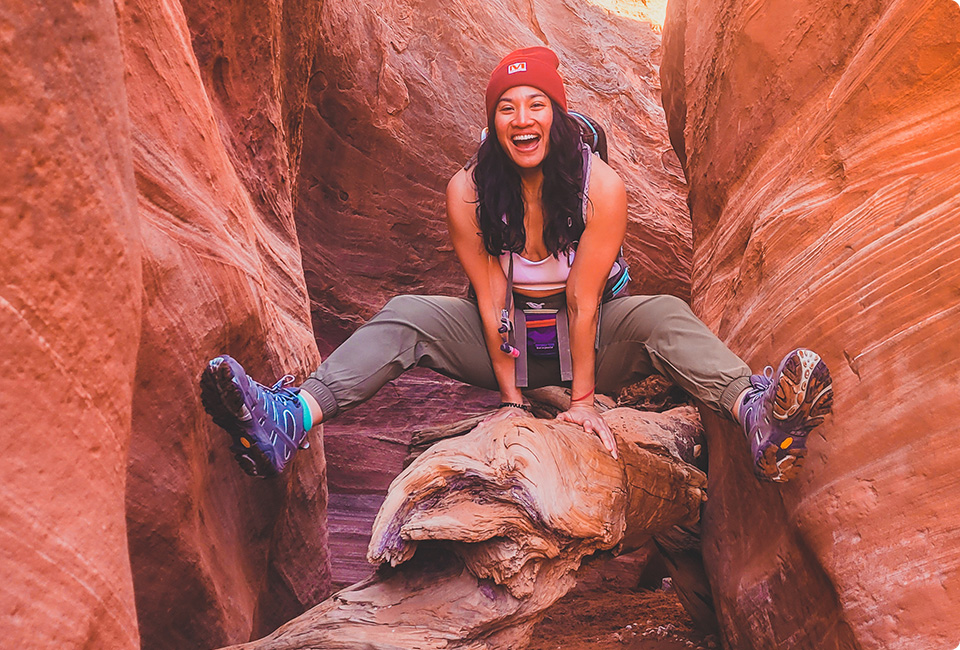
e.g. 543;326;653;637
4;1;329;649
661;1;960;649
1;3;142;649
121;1;330;648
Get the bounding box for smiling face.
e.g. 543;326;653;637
493;85;554;170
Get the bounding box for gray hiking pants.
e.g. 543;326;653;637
300;294;752;420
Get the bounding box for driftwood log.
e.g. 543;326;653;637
223;402;707;650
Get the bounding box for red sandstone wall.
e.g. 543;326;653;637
2;1;330;648
119;1;330;648
298;0;692;586
0;4;141;649
662;1;960;648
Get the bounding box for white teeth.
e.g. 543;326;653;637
513;134;538;142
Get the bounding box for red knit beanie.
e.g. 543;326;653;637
485;47;567;121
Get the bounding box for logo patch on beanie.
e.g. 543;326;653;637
508;62;527;74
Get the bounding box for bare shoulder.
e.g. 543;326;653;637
588;156;627;199
447;166;478;205
446;166;479;235
585;156;627;228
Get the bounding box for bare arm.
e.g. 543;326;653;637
557;157;628;458
445;168;523;405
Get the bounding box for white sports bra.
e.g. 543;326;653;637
499;250;620;291
499;250;574;291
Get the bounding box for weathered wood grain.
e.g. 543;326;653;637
222;407;705;649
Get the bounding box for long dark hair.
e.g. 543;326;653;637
473;101;585;257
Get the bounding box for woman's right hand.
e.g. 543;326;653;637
482;405;529;424
446;168;520;405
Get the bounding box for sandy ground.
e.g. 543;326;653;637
526;549;719;650
528;585;719;650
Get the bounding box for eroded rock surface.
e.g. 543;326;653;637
301;0;691;586
662;1;960;648
1;4;141;649
120;0;330;648
3;1;331;649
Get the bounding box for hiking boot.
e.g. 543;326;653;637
739;348;833;482
200;355;309;478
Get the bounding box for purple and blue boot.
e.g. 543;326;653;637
739;348;834;482
200;355;310;478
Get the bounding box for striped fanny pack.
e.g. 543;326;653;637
508;256;630;387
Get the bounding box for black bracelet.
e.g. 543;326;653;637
498;402;529;411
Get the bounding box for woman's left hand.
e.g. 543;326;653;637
556;404;618;459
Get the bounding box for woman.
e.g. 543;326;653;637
201;47;833;482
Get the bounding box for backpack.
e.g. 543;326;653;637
568;111;609;163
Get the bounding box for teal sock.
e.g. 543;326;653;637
297;393;314;431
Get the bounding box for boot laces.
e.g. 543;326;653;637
746;366;773;398
254;374;298;407
271;374;296;391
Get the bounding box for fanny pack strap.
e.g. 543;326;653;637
514;308;529;387
501;255;628;387
555;306;573;382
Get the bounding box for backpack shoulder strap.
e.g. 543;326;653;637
580;142;593;226
568;110;609;163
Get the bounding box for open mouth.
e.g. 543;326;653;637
511;133;541;151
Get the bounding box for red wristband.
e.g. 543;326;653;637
570;386;595;403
